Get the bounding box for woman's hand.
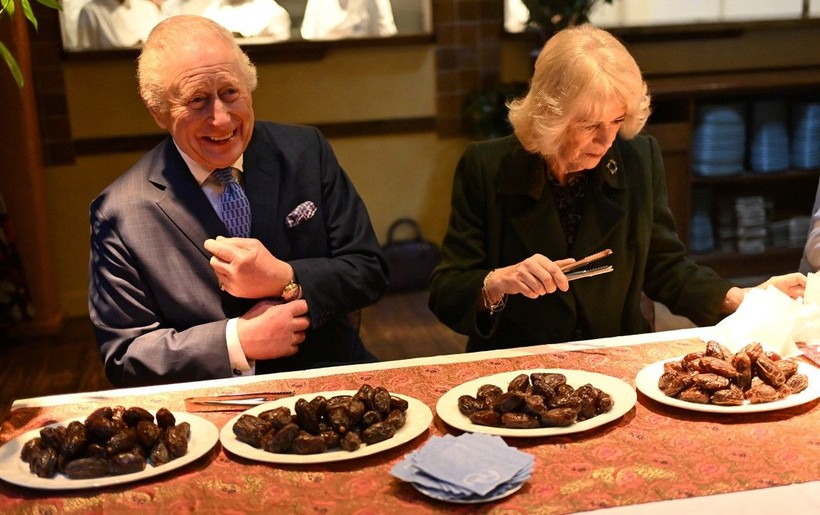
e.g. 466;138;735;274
756;272;807;299
722;272;807;315
483;254;576;303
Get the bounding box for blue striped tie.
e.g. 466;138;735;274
213;167;251;238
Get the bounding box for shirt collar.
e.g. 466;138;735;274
173;141;244;186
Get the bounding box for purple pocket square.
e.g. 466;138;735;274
286;201;317;228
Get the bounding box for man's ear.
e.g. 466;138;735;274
149;108;168;130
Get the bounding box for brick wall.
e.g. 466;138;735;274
433;0;504;136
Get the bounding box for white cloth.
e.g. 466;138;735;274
300;0;397;40
76;0;165;49
201;0;291;40
504;0;530;33
799;180;820;273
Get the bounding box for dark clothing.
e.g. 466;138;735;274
429;134;734;352
90;122;388;386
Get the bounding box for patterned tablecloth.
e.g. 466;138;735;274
1;338;818;514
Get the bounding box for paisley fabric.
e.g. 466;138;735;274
2;338;817;513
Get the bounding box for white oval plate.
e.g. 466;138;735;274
0;412;219;490
220;390;433;464
435;369;637;437
635;358;820;413
635;358;820;414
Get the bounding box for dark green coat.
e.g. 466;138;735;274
429;134;734;352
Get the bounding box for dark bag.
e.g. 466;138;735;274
382;218;442;292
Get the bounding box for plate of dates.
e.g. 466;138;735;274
435;369;637;437
220;387;433;464
0;410;218;490
636;345;820;414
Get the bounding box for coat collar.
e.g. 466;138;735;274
500;136;627;260
498;137;626;199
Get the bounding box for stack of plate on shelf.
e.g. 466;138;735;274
791;102;820;170
714;200;736;253
689;190;715;253
691;103;746;177
770;216;811;249
749;99;790;173
789;216;811;248
734;196;769;254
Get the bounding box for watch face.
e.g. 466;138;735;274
282;282;301;302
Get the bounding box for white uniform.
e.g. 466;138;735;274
76;0;165;49
300;0;397;40
201;0;291;40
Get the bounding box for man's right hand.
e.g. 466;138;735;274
236;299;310;360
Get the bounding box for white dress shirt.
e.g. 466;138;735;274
177;146;256;376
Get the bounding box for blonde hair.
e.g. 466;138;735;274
508;24;651;156
137;15;258;114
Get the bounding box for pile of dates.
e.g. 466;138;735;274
19;406;190;479
231;384;409;455
659;341;809;405
457;372;614;428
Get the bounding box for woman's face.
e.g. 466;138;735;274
555;102;625;175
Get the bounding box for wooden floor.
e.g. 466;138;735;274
0;290;466;420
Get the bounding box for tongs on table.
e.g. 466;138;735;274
560;248;614;281
184;391;294;412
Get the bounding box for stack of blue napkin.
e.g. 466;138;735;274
390;433;534;503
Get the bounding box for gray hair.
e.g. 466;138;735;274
508;24;651;156
137;15;258;114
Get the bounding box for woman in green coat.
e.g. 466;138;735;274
429;24;805;352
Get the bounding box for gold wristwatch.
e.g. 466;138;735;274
281;279;302;302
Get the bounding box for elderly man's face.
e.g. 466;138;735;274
151;39;254;171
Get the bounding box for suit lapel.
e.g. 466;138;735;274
572;145;626;259
497;138;630;330
499;145;565;259
243;129;281;252
152;141;225;259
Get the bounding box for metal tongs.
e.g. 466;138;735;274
184;391;294;412
560;249;614;281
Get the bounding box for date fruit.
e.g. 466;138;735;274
19;406;190;480
233;384;411;455
658;341;809;406
457;373;614;429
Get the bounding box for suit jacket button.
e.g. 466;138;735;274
232;368;243;376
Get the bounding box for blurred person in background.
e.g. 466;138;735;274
300;0;397;40
800;179;820;273
76;0;166;49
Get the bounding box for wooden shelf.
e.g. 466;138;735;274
648;67;820;98
691;247;804;278
692;168;820;186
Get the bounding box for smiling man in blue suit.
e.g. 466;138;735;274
89;15;388;387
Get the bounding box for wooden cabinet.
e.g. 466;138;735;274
644;67;820;279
